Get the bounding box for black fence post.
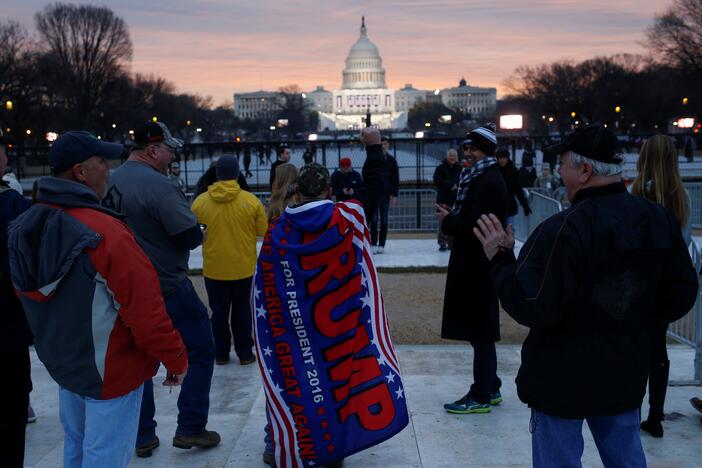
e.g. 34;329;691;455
416;139;422;230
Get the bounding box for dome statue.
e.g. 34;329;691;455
342;17;387;90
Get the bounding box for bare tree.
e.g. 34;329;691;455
35;3;133;127
647;0;702;75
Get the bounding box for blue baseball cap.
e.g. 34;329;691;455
49;131;124;173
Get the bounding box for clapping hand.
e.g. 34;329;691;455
473;214;514;261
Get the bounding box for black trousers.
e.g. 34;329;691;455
0;347;31;468
645;322;670;420
204;276;255;361
469;340;501;404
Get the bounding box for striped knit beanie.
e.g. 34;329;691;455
462;123;497;157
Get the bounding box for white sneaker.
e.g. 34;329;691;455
377;246;384;254
371;246;378;254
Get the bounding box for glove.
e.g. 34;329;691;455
523;206;532;216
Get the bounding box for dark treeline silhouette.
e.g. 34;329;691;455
501;0;702;136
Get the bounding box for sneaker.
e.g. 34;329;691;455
371;245;379;254
263;450;276;467
490;392;503;405
640;418;663;438
377;246;385;254
27;405;37;423
240;356;256;365
173;430;221;449
135;435;160;458
691;397;702;414
439;245;448;252
443;393;491;414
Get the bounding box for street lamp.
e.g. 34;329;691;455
5;100;13;111
548;116;554;123
151;116;158;123
682;97;689;105
424;122;431;128
25;129;31;135
186;120;192;126
615;106;621;113
570;111;576;118
111;123;116;129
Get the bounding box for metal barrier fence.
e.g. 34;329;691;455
686;183;702;229
511;190;563;242
246;189;440;232
669;242;702;381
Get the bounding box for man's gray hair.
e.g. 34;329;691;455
569;151;622;176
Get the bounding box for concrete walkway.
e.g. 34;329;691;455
189;239;525;271
24;345;702;467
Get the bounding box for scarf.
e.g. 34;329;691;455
452;156;497;214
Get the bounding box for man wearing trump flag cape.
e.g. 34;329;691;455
253;127;409;468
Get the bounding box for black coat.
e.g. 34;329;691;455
331;169;363;202
518;166;537;188
440;165;509;342
385;154;400;197
433;160;462;205
498;162;530;217
490;183;698;418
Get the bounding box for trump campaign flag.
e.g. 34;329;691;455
253;199;409;468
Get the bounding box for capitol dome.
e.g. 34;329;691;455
342;17;387;89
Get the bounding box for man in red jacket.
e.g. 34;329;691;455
8;131;188;468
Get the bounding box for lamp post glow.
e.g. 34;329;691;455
683;97;689;105
570;111;576;118
499;114;523;130
5;100;13;111
615;106;621;113
151;116;158;123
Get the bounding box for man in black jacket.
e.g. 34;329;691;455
269;144;291;189
433;148;461;251
474;125;698;467
331;157;362;202
435;124;508;415
496;147;531;227
365;137;399;254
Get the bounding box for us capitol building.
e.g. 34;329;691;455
234;17;497;130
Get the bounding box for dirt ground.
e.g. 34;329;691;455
190;272;529;345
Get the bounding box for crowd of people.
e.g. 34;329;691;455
0;120;700;468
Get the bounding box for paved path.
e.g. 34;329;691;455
24;345;702;467
189;239;525;271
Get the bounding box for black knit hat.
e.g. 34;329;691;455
462;123;497;156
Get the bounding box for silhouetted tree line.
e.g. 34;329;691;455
0;3;246;145
502;0;702;135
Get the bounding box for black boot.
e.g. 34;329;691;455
641;359;670;438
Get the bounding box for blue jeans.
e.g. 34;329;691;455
204;276;254;361
60;384;143;468
370;195;389;247
531;408;646;468
137;278;216;444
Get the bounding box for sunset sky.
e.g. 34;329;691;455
2;0;668;105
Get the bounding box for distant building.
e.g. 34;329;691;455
305;86;333;113
440;78;497;116
394;84;430;112
233;18;498;129
233;91;283;120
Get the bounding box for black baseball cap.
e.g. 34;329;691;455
545;125;622;164
133;122;183;149
49;131;124;173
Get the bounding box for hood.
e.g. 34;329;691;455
8;195;101;302
283;200;336;233
38;176;123;218
207;179;241;203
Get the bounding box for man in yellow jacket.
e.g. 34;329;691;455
192;155;268;365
